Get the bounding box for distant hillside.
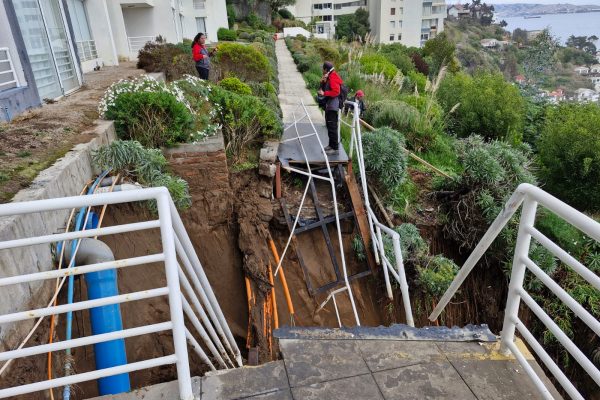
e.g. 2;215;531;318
494;3;600;17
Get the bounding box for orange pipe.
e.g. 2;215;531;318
245;276;253;349
268;262;279;329
268;240;295;316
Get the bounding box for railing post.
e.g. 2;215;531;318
500;196;538;355
156;191;193;400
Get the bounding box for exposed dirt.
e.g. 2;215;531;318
0;62;143;202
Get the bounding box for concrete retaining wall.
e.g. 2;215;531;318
0;120;116;352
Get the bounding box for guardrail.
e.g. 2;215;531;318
429;183;600;399
0;47;19;90
343;101;414;327
0;187;241;399
127;36;155;54
76;40;98;62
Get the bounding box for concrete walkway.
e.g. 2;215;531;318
276;39;324;125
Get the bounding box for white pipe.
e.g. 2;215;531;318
0;287;168;325
500;197;538;354
156;193;193;400
512;317;584;400
185;329;215;371
0;220;160;250
332;295;342;328
0;254;164;287
0;355;177;399
519;288;600;386
178;265;234;367
181;295;227;369
168;200;243;367
376;227;393;300
429;188;526;321
0;322;172;362
0;187;170;217
175;236;238;366
504;340;555;400
528;227;600;291
522;257;600;336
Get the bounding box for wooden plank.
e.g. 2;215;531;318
344;170;378;274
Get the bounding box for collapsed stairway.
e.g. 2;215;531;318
91;324;562;400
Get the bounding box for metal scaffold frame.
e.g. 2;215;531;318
274;100;361;327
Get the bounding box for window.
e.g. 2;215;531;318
196;17;206;33
314;4;322;9
389;20;395;28
323;15;332;21
422;4;432;16
421;33;429;40
398;20;403;28
390;7;395;15
398;33;402;41
389;34;395;41
193;0;206;9
399;7;404;14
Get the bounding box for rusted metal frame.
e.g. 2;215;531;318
280;198;315;295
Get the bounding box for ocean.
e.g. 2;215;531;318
498;12;600;44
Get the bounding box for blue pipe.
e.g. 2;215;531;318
62;171;130;398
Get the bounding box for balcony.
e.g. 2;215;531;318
120;0;154;7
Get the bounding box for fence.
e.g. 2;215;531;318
342;101;414;327
76;40;98;62
127;36;155;54
0;48;19;91
429;183;600;399
0;187;241;399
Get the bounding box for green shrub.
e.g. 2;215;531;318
363;100;420;134
417;256;459;298
382;51;415;74
278;8;294;19
406;71;426;93
313;39;341;64
218;77;252;95
362;127;407;191
92;140;191;211
438;72;525;141
247;81;276;98
217;27;237;41
105;91;193;148
208;86;282;160
303;72;322;91
136;41;195;81
213;42;271;82
360;54;398;80
538;103;600;211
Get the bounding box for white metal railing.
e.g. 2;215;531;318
0;187;242;399
0;47;19;90
429;183;600;399
343;101;414;327
76;40;98;62
274;100;361;327
128;36;155;54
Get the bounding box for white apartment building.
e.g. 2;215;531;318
0;0;227;121
287;0;446;47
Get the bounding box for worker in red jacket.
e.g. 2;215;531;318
317;61;342;155
192;32;217;80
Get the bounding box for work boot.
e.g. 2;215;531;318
325;147;339;155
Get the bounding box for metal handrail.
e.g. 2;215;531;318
428;183;600;399
127;36;155;53
0;187;241;399
344;100;414;327
275;100;361;327
0;47;19;89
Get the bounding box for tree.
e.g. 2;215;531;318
523;29;558;83
422;32;459;76
512;28;528;46
437;72;525;141
335;9;370;41
538;103;600;211
267;0;295;14
499;20;507;28
566;35;597;55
